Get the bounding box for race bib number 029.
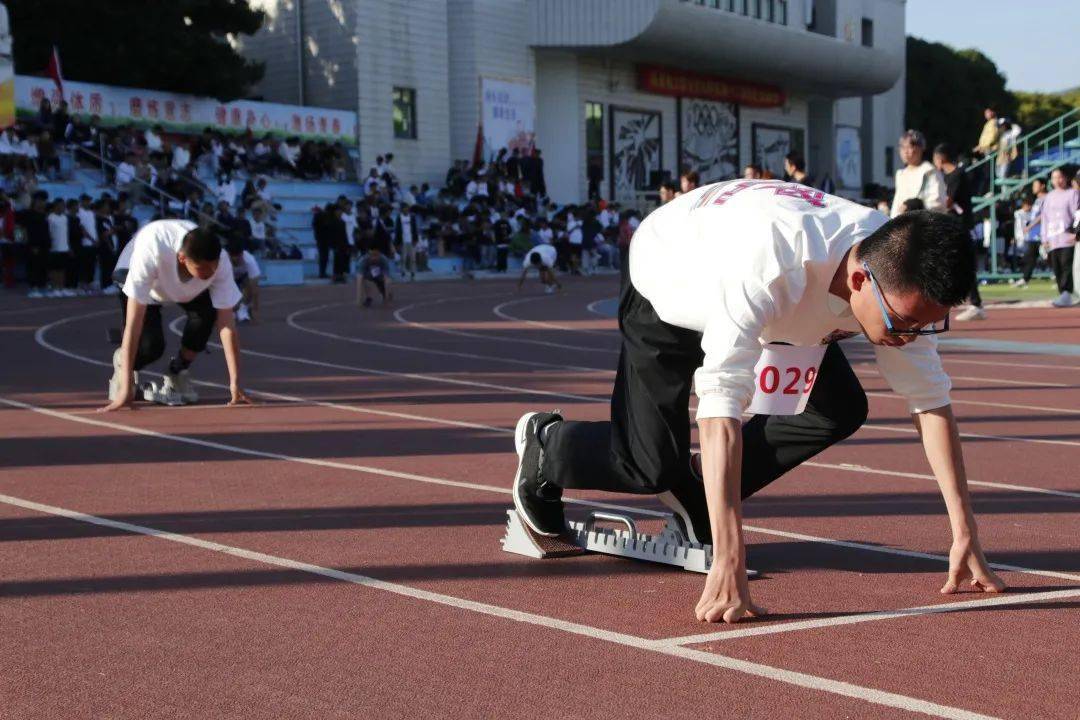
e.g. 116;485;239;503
746;345;827;416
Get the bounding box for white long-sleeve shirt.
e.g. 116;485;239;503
630;180;952;421
891;161;946;217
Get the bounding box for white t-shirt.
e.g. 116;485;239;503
399;215;414;245
342;212;358;245
232;250;262;281
48;212;69;253
172;146;190;170
78;207;98;246
215;180;237;207
630;180;952;421
145;130;163;152
248;218;267;241
525;244;557;268
116;162;136;185
537;227;554;245
567;220;583;246
117;220;241;308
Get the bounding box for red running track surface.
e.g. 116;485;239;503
1;277;1078;720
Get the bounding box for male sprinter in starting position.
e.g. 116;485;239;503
101;219;252;411
517;244;562;294
512;180;1005;623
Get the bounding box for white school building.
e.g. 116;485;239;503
237;0;905;203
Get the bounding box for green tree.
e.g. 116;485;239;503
1013;92;1075;133
9;0;266;100
905;37;1016;155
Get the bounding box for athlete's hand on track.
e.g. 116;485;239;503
696;562;765;623
941;537;1006;594
228;386;254;406
98;386;136;413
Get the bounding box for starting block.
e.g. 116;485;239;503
141;379;192;406
502;509;757;576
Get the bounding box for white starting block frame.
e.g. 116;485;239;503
141;379;191;406
502;509;757;576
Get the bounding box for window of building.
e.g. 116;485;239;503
885;145;894;176
861;18;873;47
752;0;762;18
585;101;604;174
775;0;787;24
392;87;416;139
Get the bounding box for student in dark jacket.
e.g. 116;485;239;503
16;193;51;295
327;204;351;283
312;203;333;279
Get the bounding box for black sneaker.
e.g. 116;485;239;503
657;454;711;545
512;411;565;537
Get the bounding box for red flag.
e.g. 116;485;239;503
472;123;484;168
46;46;64;100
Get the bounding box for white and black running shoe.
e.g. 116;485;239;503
512;411;566;537
657;454;711;545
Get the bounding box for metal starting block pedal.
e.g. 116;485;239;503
141;380;191;406
502;509;757;576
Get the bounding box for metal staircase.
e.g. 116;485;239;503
967;108;1080;278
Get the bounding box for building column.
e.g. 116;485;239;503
534;51;580;205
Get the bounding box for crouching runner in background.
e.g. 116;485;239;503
100;220;253;411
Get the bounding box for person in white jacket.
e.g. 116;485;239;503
513;180;1005;625
891;129;946;218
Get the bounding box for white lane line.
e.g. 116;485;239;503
865;391;1080;416
34;315;1080;576
860;421;1080;450
286;304;608;373
493;296;618;337
855;367;1074;389
396;298;1080;418
803;460;1080;500
148;312;600;403
585;297;618;317
739;524;1080;583
941;356;1080;373
0;394;664;519
182;311;1080;494
0;491;999;720
6;385;1078;588
657;587;1080;646
393;295;619;354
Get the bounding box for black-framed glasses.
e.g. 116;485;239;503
862;262;950;336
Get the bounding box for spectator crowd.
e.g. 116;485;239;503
2;99;1077;313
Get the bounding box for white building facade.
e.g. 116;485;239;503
237;0;905;204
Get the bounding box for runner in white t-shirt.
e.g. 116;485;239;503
512;180;1005;624
516;244;561;294
101;220;252;410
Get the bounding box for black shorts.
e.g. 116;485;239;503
49;251;70;271
365;275;386;295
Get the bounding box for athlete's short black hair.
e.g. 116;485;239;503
528;251;543;267
855;210;975;306
180;227;223;263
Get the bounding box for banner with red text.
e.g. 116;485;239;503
15;75;357;145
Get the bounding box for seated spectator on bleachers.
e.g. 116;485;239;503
278;136;300;176
247;205;270;250
145;125;165;156
116;152;138;193
249;134;273;174
214;172;237;207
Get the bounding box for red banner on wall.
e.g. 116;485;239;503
637;65;785;108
